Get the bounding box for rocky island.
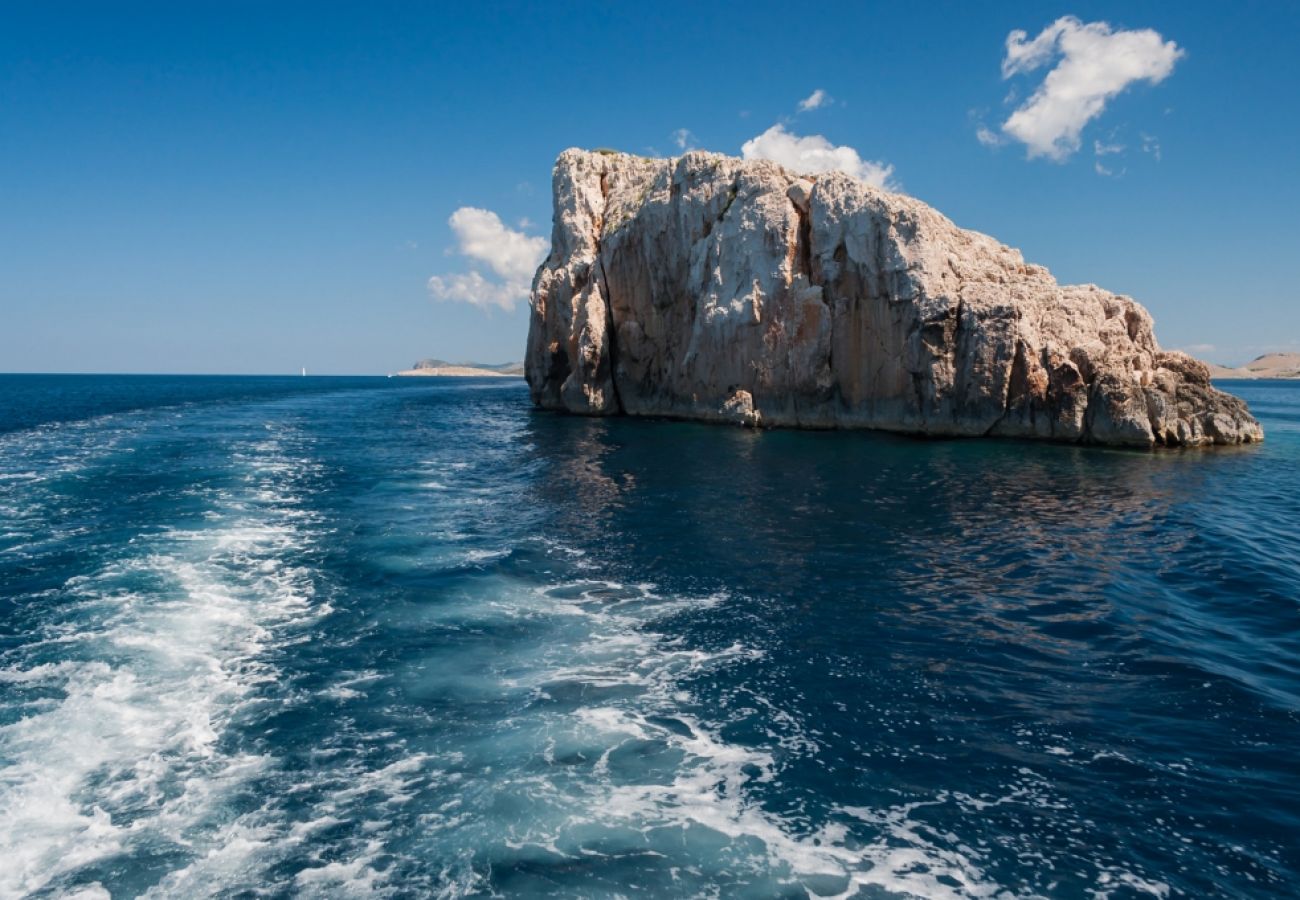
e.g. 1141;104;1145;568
525;149;1262;447
397;358;524;377
1207;353;1300;381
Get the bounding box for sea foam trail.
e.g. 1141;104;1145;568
229;410;1028;898
341;567;1017;899
519;582;1011;899
0;427;327;898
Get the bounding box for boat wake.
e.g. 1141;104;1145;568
0;427;329;898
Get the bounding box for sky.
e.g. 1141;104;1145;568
2;1;1297;374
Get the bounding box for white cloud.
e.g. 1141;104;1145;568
427;207;548;310
976;125;1003;147
672;128;697;151
1092;138;1126;177
445;207;547;283
999;16;1183;160
1141;132;1162;161
740;124;896;189
428;271;525;311
797;89;829;112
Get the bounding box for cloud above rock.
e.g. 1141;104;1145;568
428;207;548;310
741;124;895;189
997;16;1183;160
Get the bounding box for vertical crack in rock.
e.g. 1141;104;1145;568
789;188;812;281
597;248;624;415
592;167;619;413
526;149;1263;448
950;296;966;427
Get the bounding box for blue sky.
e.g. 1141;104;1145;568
2;1;1297;373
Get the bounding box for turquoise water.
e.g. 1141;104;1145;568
1;374;1296;898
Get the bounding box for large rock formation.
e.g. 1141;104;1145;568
525;149;1262;447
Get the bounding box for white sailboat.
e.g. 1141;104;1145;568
301;367;307;377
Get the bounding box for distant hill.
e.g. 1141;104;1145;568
396;359;525;377
1207;352;1300;380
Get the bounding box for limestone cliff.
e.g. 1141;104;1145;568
525;149;1262;447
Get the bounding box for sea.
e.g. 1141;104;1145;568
0;374;1296;899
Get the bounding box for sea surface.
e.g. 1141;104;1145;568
1;374;1296;899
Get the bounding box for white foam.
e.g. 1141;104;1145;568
1094;868;1171;899
330;753;432;807
321;670;383;701
293;844;389;898
62;887;112;900
478;579;1016;898
0;433;329;897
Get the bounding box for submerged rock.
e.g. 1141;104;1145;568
525;149;1262;447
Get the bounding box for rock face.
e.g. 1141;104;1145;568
525;149;1263;447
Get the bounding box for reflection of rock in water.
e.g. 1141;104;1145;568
526;149;1263;447
527;413;1210;657
528;417;630;534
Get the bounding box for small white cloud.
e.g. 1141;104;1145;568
999;16;1183;160
1091;136;1129;176
1141;133;1162;161
976;125;1003;147
428;271;525;311
672;128;697;151
427;207;548;311
797;89;829;112
741;124;896;189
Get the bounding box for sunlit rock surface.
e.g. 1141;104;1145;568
526;149;1262;447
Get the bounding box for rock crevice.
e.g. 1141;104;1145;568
526;149;1263;447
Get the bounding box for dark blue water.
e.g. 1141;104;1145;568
1;374;1296;899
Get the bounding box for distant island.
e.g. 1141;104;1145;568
1207;352;1300;380
396;358;525;377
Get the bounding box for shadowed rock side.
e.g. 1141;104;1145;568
526;149;1262;447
